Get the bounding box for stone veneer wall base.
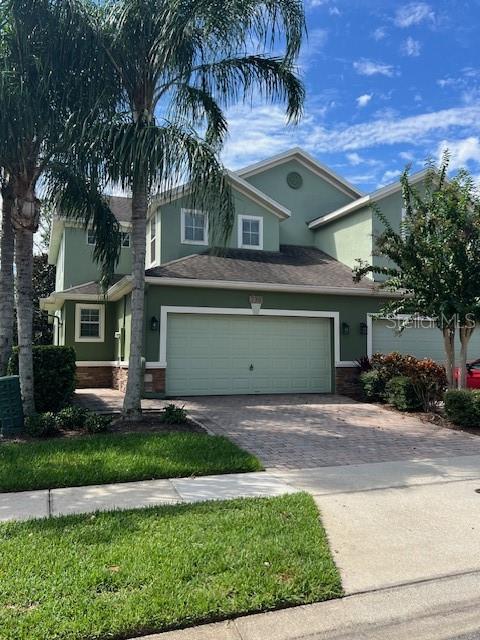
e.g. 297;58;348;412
335;366;362;399
76;365;166;396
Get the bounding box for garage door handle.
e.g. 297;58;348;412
249;364;254;371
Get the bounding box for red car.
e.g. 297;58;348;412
455;359;480;388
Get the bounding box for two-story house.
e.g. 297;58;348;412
42;147;478;397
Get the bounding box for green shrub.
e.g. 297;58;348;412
366;352;447;411
55;406;88;431
444;390;480;427
25;413;59;438
162;403;188;424
8;346;76;412
385;376;422;411
84;413;112;434
360;370;385;401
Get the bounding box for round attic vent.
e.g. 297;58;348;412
286;171;303;189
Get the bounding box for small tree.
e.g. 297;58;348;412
354;153;480;389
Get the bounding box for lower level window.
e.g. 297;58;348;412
75;304;105;342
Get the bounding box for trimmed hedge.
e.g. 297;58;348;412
385;376;422;412
444;389;480;428
359;352;447;412
8;346;76;412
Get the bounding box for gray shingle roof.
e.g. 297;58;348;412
146;245;374;290
58;275;123;296
107;196;132;223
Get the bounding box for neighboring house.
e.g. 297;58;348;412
42;147;473;397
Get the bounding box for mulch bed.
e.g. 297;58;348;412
1;413;206;444
110;413;206;435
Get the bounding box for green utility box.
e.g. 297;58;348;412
0;376;24;436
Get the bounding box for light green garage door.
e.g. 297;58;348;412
166;313;332;396
372;319;480;365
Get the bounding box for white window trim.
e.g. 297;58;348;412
238;215;263;249
158;306;342;368
75;303;105;343
181;209;209;246
149;217;157;265
121;232;131;248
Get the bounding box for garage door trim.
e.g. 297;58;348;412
158;306;342;367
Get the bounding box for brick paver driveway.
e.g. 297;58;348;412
182;394;480;469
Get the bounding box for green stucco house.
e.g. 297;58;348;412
42;147;470;397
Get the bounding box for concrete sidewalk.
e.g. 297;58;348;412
138;570;480;640
0;471;298;521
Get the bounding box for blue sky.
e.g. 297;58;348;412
221;0;480;193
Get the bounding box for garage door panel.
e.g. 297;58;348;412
166;313;332;396
372;320;480;365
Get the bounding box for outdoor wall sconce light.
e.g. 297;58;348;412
360;322;368;336
150;316;159;332
341;322;350;335
249;295;263;315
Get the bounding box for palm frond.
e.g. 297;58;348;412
45;163;121;288
168;84;228;146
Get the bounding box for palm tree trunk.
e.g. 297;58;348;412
13;192;40;417
123;173;148;419
0;181;15;376
442;324;456;389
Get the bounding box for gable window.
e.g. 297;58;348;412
86;228;96;245
75;304;105;342
238;215;263;249
121;232;130;247
181;209;208;245
149;217;157;264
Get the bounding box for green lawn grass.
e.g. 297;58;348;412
0;433;262;492
0;493;342;640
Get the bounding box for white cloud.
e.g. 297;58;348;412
402;37;421;57
437;137;480;170
399;151;415;161
221;104;306;168
437;77;457;89
347;173;377;184
353;59;396;77
299;28;328;70
356;94;373;108
372;27;387;41
305;0;327;7
308;28;329;51
221;103;480;173
394;2;435;28
308;105;480;153
347;152;363;165
329;6;341;16
380;169;402;185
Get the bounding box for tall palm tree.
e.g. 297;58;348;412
83;0;305;418
0;176;14;375
0;0;121;414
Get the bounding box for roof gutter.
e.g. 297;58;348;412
145;275;400;297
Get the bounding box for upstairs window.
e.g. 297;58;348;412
75;304;105;342
238;215;263;249
181;209;208;245
149;217;157;264
86;228;96;245
89;228;130;248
